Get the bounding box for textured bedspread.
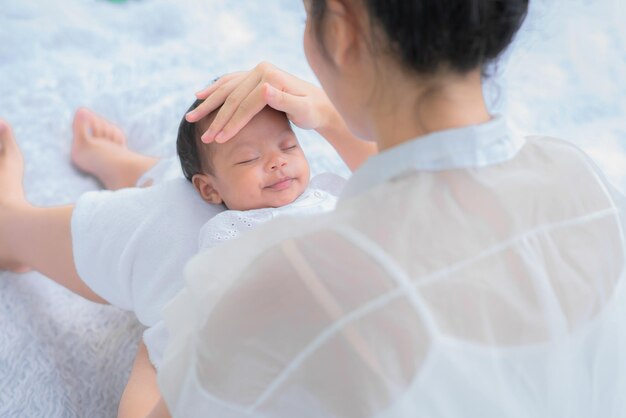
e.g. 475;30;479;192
0;0;624;416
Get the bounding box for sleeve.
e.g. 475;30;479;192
70;188;149;310
135;156;183;187
143;321;169;370
159;219;429;418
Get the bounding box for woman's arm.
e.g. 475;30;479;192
313;101;377;171
118;342;170;418
186;62;376;171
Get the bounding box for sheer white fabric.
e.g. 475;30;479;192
159;127;626;417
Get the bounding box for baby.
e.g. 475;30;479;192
177;99;343;250
66;101;344;368
179;99;312;211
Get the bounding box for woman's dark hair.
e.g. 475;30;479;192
310;0;529;74
177;99;213;181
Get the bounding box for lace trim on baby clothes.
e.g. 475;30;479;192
198;210;274;251
197;175;345;251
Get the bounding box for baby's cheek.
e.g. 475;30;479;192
244;188;266;208
299;173;311;193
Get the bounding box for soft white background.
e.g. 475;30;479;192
0;0;624;416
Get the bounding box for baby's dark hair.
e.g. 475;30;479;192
310;0;529;75
177;99;216;181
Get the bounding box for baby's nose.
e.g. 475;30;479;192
268;155;287;170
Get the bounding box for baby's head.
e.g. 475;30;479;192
177;100;310;211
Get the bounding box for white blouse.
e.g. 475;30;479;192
159;116;626;418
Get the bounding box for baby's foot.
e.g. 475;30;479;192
71;108;157;190
0;121;30;273
71;108;129;189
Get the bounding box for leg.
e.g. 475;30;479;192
0;120;105;303
71;108;159;190
117;342;165;418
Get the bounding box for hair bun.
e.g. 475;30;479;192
311;0;529;74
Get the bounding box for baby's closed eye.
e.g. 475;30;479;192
235;155;260;165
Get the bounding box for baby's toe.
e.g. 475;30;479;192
0;120;20;156
112;125;127;145
72;108;92;141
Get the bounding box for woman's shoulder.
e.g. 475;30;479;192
519;134;618;191
521;134;600;163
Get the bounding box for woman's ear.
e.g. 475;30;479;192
192;174;223;205
323;0;360;68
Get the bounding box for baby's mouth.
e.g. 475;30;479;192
266;177;295;191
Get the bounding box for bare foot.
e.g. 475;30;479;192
71;108;158;190
0;121;31;273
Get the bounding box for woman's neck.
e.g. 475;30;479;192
369;69;491;152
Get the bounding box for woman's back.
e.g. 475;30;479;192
160;123;626;417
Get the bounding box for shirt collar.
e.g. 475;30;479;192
339;115;526;201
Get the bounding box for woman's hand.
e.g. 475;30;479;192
186;62;336;144
187;62;376;170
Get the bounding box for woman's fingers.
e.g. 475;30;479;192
194;72;244;99
212;83;268;143
190;62;326;143
191;63;274;126
211;84;319;143
195;80;221;100
201;70;264;141
186;76;242;123
264;83;315;129
201;71;266;142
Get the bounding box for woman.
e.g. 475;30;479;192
154;0;626;417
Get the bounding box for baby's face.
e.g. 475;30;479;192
201;108;310;211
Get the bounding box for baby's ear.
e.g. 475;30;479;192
192;173;223;205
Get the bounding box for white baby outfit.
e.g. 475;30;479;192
70;156;344;367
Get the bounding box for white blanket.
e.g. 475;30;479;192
0;0;624;416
